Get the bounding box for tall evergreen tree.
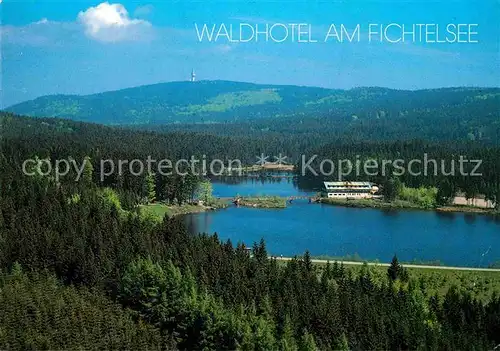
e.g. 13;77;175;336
145;173;156;204
387;255;402;281
82;156;94;185
299;330;317;351
333;333;349;351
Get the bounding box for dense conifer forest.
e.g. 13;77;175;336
1;111;499;349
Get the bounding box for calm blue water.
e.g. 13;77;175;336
211;178;310;198
185;179;500;267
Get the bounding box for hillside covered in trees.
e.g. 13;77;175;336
2;112;500;207
6;81;500;145
1;112;500;349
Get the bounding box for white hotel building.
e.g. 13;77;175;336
323;181;379;199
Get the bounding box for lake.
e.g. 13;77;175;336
184;178;500;267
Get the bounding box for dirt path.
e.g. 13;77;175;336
273;256;500;272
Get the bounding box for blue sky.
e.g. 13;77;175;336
2;0;499;107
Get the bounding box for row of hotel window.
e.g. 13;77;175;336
328;192;369;197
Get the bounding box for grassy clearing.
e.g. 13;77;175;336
139;203;211;221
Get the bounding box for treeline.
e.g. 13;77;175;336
1;113;259;207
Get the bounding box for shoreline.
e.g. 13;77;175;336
319;198;499;216
435;205;495;215
147;197;499;217
141;196;499;218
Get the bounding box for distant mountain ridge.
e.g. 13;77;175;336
5;80;500;129
6;80;329;124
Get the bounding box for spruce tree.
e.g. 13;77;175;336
145;173;156;204
333;333;349;351
299;330;317;351
387;255;401;281
280;314;298;351
82;156;94;185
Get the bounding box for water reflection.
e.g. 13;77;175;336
464;214;478;224
435;211;457;221
380;209;400;217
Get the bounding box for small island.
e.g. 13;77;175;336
234;196;287;209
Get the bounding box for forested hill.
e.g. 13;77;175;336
5;81;500;140
7;80;333;124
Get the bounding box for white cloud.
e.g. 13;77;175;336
77;2;152;42
35;18;50;25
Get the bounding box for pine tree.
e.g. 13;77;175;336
280;315;298;351
387;255;401;281
303;250;313;273
299;330;317;351
333;333;349;351
332;261;340;278
252;317;277;350
387;255;408;282
338;262;345;279
82;156;94;185
383;177;402;202
145;173;156;204
321;261;331;289
253;238;268;264
436;178;454;206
